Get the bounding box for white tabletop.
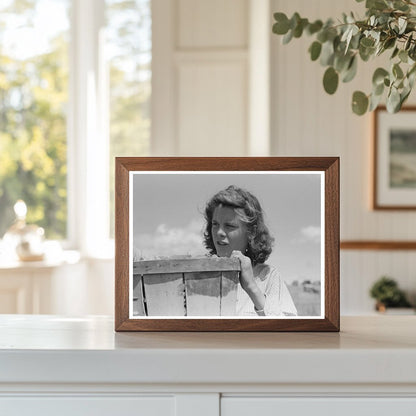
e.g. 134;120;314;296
0;315;415;386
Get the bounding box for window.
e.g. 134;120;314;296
0;0;151;253
0;0;70;239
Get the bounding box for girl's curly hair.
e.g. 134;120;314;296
203;185;274;265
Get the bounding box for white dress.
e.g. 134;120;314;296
236;263;298;316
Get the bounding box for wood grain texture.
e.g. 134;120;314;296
341;241;416;250
220;271;239;316
115;159;130;329
143;273;185;316
325;158;340;331
114;157;340;332
185;271;221;316
115;156;339;172
132;274;145;316
134;258;240;275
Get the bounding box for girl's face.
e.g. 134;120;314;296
211;205;248;257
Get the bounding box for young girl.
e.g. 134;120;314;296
203;185;297;316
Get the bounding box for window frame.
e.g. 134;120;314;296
67;0;111;257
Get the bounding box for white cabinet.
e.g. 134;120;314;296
0;261;84;314
0;256;114;315
0;267;56;314
1;396;175;416
222;398;416;416
1;316;415;415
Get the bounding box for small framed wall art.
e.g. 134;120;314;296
115;157;339;331
374;106;416;209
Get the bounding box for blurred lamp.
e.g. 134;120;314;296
3;200;45;262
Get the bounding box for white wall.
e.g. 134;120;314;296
152;0;267;156
271;0;416;313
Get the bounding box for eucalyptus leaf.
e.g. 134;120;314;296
383;37;396;49
405;33;413;51
342;56;358;82
344;25;359;52
369;92;383;111
409;44;416;60
273;13;290;35
393;0;409;12
408;71;416;88
391;47;399;59
293;18;308;38
366;0;388;11
360;37;375;48
323;67;339;94
399;49;408;63
317;29;329;43
393;63;404;79
333;35;341;52
341;26;352;43
375;43;385;56
350;32;361;49
325;27;338;42
390;21;400;34
290;12;301;31
398;17;407;34
320;40;335;66
386;87;401;112
282;29;294;44
309;41;322;61
307;20;323;35
408;63;416;77
334;51;352;73
372;67;389;85
400;86;411;106
373;82;385;96
407;64;416;88
359;44;375;61
352;91;369;115
396;80;404;89
369;30;380;44
377;14;389;25
347;13;356;24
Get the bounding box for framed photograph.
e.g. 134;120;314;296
374;106;416;209
115;157;339;331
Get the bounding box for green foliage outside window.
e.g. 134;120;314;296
0;1;69;238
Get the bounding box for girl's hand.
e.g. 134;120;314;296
231;250;266;314
230;250;255;292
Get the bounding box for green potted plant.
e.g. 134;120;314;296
272;0;416;115
369;276;413;312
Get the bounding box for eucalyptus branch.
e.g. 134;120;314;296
272;0;416;114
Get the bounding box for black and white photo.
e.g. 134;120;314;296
130;172;324;319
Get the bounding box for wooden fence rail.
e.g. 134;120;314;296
133;257;241;317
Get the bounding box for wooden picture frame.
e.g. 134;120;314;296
373;106;416;210
115;157;339;331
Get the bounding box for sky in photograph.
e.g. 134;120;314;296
132;173;322;283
